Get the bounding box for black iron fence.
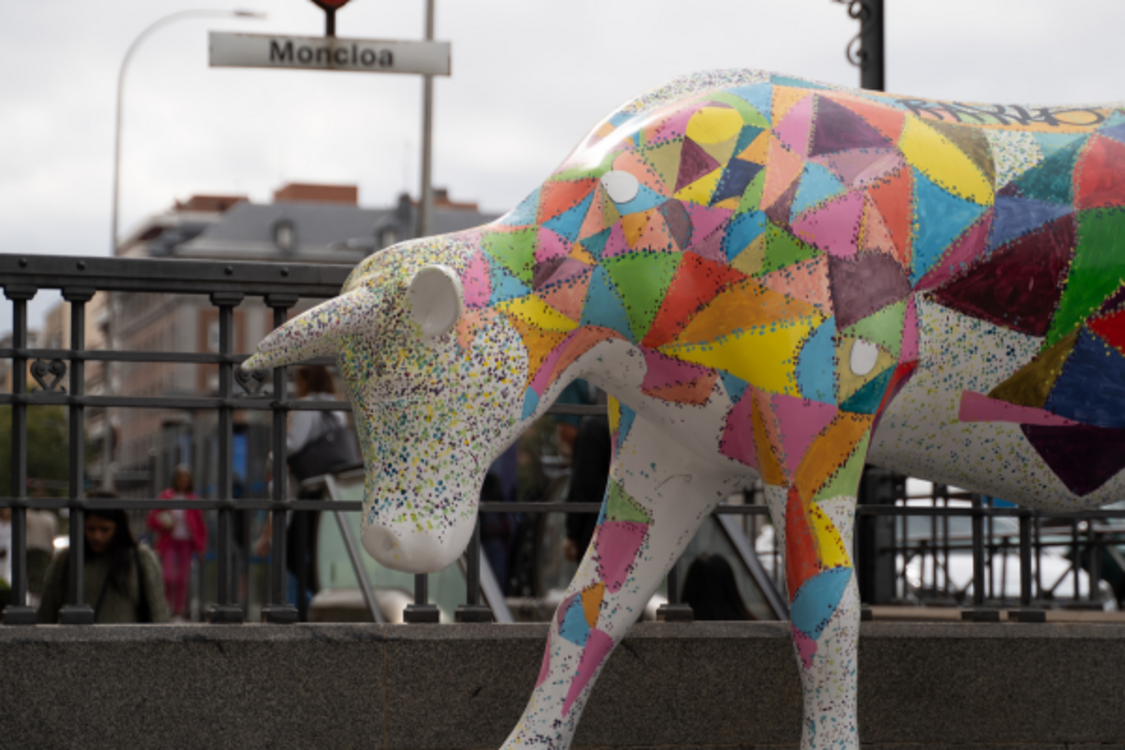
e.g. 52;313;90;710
2;254;1122;627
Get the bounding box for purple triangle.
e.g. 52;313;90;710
1021;423;1125;496
809;95;892;157
1099;121;1125;146
986;195;1073;252
675;138;720;193
1098;283;1125;315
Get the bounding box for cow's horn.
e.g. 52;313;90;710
243;287;381;370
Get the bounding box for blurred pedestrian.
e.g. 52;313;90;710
681;553;755;621
38;500;168;624
148;466;207;619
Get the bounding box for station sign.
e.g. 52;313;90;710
209;32;451;76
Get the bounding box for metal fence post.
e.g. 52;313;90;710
2;285;38;625
656;559;693;622
59;286;96;625
404;573;439;623
260;295;298;624
455;516;492;623
208;291;244;624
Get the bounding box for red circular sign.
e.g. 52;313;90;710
312;0;351;9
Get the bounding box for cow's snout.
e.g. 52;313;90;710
361;516;471;574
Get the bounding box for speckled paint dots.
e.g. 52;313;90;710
245;70;1125;750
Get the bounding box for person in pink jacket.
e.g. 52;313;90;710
147;466;207;618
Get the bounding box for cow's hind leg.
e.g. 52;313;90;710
501;409;747;750
766;414;871;750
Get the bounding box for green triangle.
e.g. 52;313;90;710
1047;207;1125;345
483;228;537;286
839;366;895;415
602;251;682;340
708;92;771;129
605;479;652;524
1013;137;1085;205
813;430;871;503
757;222;821;276
735;169;767;215
841;300;907;358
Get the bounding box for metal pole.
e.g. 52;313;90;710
60;288;95;625
858;0;884;91
3;286;37;625
111;10;265;255
455;517;492;622
416;0;435;239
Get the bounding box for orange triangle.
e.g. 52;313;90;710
642;370;719;406
761;135;805;211
785;486;820;598
867;166;914;266
544;326;627;393
672;277;819;346
455;307;500;351
642;252;748;348
621;209;654;248
569;243;598;265
793;412;874;502
860;194;898;258
634;210;676;253
540;268;591;322
537;178;597;223
737;129;771;164
756;255;833;316
577;183;608;240
581;581;605;628
833;93;906;143
752;389;787;486
505;314;571;388
772;87;811;126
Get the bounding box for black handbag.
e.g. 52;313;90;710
287;411;360;481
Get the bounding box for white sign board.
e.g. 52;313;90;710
209;32;451;76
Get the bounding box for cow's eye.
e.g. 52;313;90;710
601;170;639;204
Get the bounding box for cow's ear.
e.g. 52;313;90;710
408;264;464;340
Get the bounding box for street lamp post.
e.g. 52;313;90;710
110;9;266;256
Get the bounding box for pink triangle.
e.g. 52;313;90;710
615;150;671;197
777;94;815;157
793;624;818;670
685;226;727;265
812;148;904;189
463;251;491;309
791;189;864;258
901;296;919;362
601;221;631;259
634;211;676;253
535;226;571;263
562;629;615;716
641;348;711;391
683;202;734;242
758;255;833;315
771;394;839;475
595;521;648;593
530;330;581;395
959;390;1080;427
652;102;706;144
720;390;758;469
915;210;994;292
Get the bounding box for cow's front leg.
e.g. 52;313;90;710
501;410;747;750
767;414;871;750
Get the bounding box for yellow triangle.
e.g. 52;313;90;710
602;192;621;228
505;315;570;389
699;132;739;170
835;337;897;402
808;502;851;569
673;278;821;345
569;243;597;265
898;116;994;205
673;166;723;205
658;316;820;396
496;295;579;332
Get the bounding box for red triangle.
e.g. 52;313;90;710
641;251;747;348
867;167;914;266
1076;134;1125;210
861;194;897;256
537;178;596;223
1090;306;1125;357
785;485;821;600
834;94;906;143
643;371;719;406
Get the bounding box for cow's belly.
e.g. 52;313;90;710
867;297;1125;511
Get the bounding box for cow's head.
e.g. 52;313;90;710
243;234;530;573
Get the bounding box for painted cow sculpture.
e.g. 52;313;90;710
244;70;1125;748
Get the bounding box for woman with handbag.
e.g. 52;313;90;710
38;500;169;624
148;466;207;619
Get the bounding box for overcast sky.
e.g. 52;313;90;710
3;0;1125;334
